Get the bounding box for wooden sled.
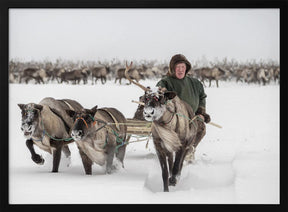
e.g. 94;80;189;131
125;118;152;136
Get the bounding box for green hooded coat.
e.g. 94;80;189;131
156;54;207;112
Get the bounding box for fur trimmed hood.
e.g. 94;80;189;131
167;54;191;77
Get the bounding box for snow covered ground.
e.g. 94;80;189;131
9;79;279;204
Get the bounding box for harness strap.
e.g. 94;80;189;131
94;119;127;153
33;111;74;142
100;108;120;131
164;99;204;127
75;117;89;129
88;114;97;126
159;111;175;126
62;100;74;111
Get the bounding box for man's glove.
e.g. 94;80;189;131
196;107;211;123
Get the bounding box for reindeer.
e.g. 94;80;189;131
274;67;280;83
60;68;88;84
125;62;206;192
66;106;127;175
91;65;110;85
50;68;66;83
115;67;144;85
18;97;83;172
19;68;47;84
256;68;269;85
196;67;226;87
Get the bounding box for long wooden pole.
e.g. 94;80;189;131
131;100;222;128
208;122;222;128
131;100;145;105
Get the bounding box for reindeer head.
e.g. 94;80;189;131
67;106;98;141
18;103;43;139
125;62;176;122
142;89;176;121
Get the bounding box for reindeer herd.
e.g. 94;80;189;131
9;58;279;87
9;59;164;85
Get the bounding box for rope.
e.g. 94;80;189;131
175;112;204;128
101;122;152;153
45;130;74;142
164;99;204;127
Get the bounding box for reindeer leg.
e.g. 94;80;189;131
106;145;115;174
62;144;71;167
178;148;189;175
78;147;93;175
115;142;127;168
26;139;45;165
193;121;206;148
186;122;206;165
154;140;169;192
185;146;196;164
167;152;173;177
62;144;71;157
169;147;185;186
51;140;63;172
157;151;169;192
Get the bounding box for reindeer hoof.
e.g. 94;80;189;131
106;168;112;174
169;177;177;186
32;154;44;165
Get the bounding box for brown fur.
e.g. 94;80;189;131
18;97;83;172
115;68;143;84
145;93;206;192
68;107;127;174
195;67;225;87
60;69;88;84
152;96;198;153
19;68;47;84
91;66;109;84
123;61;206;191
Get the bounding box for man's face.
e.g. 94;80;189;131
175;62;186;79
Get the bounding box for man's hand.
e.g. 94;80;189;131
203;113;211;123
196;107;211;123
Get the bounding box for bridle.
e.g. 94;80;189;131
72;114;109;134
74;114;96;129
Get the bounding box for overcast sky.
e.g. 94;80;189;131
9;9;279;64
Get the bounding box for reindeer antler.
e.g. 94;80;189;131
124;61;151;92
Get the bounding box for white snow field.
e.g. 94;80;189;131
9;80;279;204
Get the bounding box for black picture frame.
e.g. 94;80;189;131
1;0;287;211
